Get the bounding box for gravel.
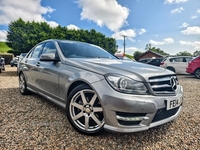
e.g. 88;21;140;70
0;66;200;150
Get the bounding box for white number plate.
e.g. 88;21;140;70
166;97;182;110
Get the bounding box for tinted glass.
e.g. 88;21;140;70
169;57;191;62
58;41;116;59
30;44;44;58
21;53;27;57
185;57;192;62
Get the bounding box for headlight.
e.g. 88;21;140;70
105;74;148;95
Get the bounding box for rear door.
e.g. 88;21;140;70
170;57;191;74
23;43;44;89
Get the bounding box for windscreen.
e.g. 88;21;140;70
58;41;116;59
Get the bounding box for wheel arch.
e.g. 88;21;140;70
194;68;200;79
166;66;175;72
194;67;200;73
65;80;104;110
67;81;91;98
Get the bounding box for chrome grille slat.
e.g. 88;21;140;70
151;84;171;88
149;75;178;95
149;77;171;82
153;91;175;94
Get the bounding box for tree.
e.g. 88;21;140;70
7;18;117;55
145;44;169;55
176;51;192;56
193;50;200;56
7;18;52;54
133;51;143;61
145;43;152;51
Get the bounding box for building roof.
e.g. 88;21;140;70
138;50;165;59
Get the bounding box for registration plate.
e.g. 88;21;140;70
166;97;182;110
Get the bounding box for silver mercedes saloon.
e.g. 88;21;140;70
18;39;183;135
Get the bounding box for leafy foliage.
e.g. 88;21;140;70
145;44;169;55
6;18;117;54
176;51;192;56
133;51;143;61
125;54;134;59
193;51;200;57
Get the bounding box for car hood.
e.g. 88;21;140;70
65;58;174;82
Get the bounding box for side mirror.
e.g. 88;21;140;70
40;53;59;61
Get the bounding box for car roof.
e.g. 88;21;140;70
166;56;192;58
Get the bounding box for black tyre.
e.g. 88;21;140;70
19;73;30;95
66;84;104;135
194;69;200;79
167;67;175;72
0;69;1;73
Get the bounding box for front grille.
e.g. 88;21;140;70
116;112;147;126
149;75;178;95
152;106;180;123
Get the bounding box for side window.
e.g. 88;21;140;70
30;44;44;58
177;58;183;62
170;58;183;62
42;42;57;55
182;57;187;62
185;57;192;62
26;51;33;58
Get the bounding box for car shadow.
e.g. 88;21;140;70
0;70;18;76
177;74;197;79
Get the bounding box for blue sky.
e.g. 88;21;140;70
0;0;199;55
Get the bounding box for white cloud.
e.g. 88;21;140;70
78;0;129;31
181;26;200;35
190;15;198;19
47;21;59;28
171;7;184;14
137;28;146;35
163;38;174;43
67;24;80;30
0;0;58;27
150;38;174;46
179;22;189;28
111;29;136;41
180;41;200;50
118;47;139;55
111;28;146;42
164;0;188;4
0;30;7;42
197;9;200;13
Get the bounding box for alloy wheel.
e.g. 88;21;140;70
195;69;200;79
19;73;30;95
68;86;104;134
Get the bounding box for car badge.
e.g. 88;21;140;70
170;76;177;91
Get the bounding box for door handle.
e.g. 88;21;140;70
36;62;40;66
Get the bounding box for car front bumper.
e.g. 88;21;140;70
91;80;183;133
